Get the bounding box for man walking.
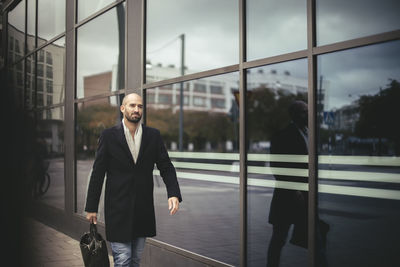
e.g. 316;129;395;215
85;93;182;267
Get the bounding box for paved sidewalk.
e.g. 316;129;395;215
24;219;113;267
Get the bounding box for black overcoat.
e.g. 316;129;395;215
268;122;308;225
85;123;182;242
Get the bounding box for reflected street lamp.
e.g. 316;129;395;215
179;34;185;151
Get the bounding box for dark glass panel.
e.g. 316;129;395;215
37;0;65;44
77;0;117;22
146;72;240;266
76;95;123;221
317;41;400;267
35;106;65;209
317;0;400;45
146;0;238;82
7;0;25;64
247;0;307;60
76;4;125;99
246;59;308;266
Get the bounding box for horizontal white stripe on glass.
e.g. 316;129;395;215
153;170;400;200
319;184;400;200
171;161;400;184
168;151;400;166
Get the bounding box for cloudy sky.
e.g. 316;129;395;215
7;0;400;103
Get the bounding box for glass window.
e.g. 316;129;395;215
77;0;118;22
46;80;53;93
317;0;400;46
35;106;65;209
146;0;238;82
37;92;44;106
247;0;307;61
76;95;123;221
46;65;53;79
12;61;25;107
37;0;65;44
46;95;53;106
193;96;206;107
76;4;125;99
211;98;225;109
37;63;44;76
26;54;35;109
27;0;36;52
7;0;25;64
158;94;172;104
246;59;308;266
38;38;65;105
210;85;223;95
146;72;240;266
38;50;44;62
194;83;206;93
46;51;53;65
37;78;43;92
317;41;400;267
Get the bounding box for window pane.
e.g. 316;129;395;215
146;72;240;266
317;41;400;266
7;0;25;64
25;54;35;109
317;0;400;46
27;0;36;52
76;95;123;221
247;0;307;60
77;0;117;22
38;0;65;44
7;61;25;109
246;59;308;266
76;4;125;99
146;0;238;82
36;38;65;107
35;106;65;210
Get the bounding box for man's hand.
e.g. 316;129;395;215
168;197;179;215
86;212;97;224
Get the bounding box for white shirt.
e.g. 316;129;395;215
122;120;143;163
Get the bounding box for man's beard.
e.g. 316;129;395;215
125;113;142;123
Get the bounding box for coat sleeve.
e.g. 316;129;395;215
155;131;182;202
85;131;108;212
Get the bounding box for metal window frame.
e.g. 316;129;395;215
2;0;400;266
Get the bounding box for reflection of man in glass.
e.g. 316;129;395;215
85;93;182;267
267;100;309;267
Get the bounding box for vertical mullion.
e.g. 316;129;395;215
307;0;317;266
65;0;76;215
126;0;144;94
24;0;28;108
239;0;247;266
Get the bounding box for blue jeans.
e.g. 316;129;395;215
110;238;146;267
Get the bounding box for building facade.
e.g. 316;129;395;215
1;0;400;266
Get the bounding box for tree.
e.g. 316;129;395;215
355;79;400;155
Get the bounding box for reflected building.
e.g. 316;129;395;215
3;0;400;267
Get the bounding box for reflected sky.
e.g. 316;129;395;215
318;40;400;111
7;0;25;31
37;0;65;41
76;5;124;98
77;0;117;22
317;0;400;45
146;0;238;75
247;0;307;60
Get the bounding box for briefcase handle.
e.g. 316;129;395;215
90;223;98;236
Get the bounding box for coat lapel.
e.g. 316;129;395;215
136;124;148;165
115;123;134;163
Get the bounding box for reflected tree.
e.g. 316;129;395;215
247;86;307;148
147;108;235;152
355;79;400;155
76;104;119;156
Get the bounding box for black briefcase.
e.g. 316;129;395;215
80;223;110;267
